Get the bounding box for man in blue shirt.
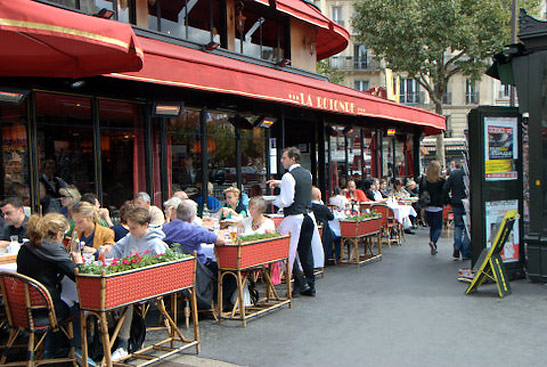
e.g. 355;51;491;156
163;200;225;266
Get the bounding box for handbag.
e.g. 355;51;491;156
418;181;431;207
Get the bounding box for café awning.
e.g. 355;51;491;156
0;0;143;78
253;0;349;59
110;37;445;135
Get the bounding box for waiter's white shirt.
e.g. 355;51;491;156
274;164;324;271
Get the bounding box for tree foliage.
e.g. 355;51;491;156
317;59;345;84
352;0;541;114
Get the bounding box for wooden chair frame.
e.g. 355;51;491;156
371;204;402;248
0;271;77;367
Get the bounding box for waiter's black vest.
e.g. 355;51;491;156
284;166;312;216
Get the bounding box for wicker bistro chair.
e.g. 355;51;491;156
0;272;77;367
370;204;402;248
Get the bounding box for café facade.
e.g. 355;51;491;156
0;0;445;215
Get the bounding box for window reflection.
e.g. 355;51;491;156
0;103;29;206
241;127;266;196
206;112;236;207
36;93;94;204
99;100;146;210
167;109;201;194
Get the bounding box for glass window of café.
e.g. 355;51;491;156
166;108;202;196
147;0;222;44
241;126;267;197
206;112;236;213
234;1;288;62
35;93;94;213
99;100;146;210
0;100;30;206
46;0;115;14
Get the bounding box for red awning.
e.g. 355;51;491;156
110;37;445;135
252;0;349;59
0;0;143;78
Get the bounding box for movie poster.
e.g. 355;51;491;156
484;117;518;181
485;200;519;263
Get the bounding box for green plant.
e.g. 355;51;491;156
79;245;190;275
236;232;282;244
344;211;382;221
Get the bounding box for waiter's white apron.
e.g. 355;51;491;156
277;211;324;273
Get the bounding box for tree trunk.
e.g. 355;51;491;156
433;99;445;167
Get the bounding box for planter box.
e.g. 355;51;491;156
340;217;382;238
216;235;290;270
76;257;196;311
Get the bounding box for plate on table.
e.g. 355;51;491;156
262;195;276;201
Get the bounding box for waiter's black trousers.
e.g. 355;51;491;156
293;213;315;289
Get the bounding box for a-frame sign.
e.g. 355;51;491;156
465;209;518;298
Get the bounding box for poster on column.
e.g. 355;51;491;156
485;200;519;263
484;117;518;181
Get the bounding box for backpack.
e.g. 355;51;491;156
418;180;431;207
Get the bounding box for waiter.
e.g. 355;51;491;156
267;147;322;297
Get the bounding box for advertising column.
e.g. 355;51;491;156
468;107;523;278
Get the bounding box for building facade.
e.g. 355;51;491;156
0;0;444;217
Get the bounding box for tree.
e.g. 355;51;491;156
352;0;540;164
317;59;345;84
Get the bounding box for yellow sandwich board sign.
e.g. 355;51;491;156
465;209;518;298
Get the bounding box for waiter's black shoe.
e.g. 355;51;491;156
292;284;310;298
301;286;316;297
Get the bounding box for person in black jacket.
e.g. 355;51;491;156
17;213;84;359
310;187;336;265
443;163;470;260
419;161;447;255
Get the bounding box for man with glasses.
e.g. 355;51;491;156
0;197;29;248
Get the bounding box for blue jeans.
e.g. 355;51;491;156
425;210;443;245
452;205;471;259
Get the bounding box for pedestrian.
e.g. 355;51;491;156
443;162;471;260
267;147;323;297
419;161;447;255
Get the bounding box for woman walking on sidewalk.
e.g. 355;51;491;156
419;161;447;255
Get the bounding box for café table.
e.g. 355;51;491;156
215;234;291;327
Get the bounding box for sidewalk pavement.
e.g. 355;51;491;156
162;225;547;367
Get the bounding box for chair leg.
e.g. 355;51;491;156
27;331;35;367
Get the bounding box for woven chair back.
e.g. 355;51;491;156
0;272;55;330
370;204;394;226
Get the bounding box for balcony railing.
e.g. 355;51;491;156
328;56;382;70
400;91;426;105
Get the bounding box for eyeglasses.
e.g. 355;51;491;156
61;195;72;198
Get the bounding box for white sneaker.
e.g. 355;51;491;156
111;347;128;361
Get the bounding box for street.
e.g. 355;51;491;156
167;226;547;367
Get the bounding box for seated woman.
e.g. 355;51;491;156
59;185;81;236
328;187;350;210
17;213;87;360
241;196;275;235
217;187;247;220
72;201;115;256
390;179;410;199
110;200;134;242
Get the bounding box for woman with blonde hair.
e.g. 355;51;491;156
72;201;115;255
59;185;81;218
419;161;447;255
217;186;247;220
17;213;84;359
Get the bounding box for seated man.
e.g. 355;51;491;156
310;187;336;265
134;192;165;227
162;200;225;269
0;197;29;248
343;180;368;203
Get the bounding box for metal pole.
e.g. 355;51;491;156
509;0;518;106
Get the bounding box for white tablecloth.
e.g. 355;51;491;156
387;202;417;227
328;210;347;237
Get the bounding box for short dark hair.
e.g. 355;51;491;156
283;147;301;163
81;193;99;205
0;197;24;209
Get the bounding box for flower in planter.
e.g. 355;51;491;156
79;244;190;275
345;211;382;221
